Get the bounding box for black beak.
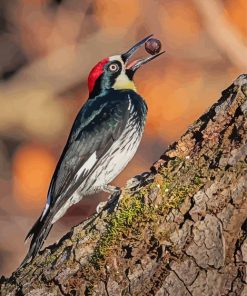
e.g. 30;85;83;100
121;34;165;76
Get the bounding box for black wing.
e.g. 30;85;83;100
47;92;132;209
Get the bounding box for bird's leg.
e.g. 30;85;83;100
96;185;121;213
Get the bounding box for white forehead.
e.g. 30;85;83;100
109;55;123;64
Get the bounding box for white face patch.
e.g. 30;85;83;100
109;55;136;92
109;55;122;63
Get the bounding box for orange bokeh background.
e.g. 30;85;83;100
0;0;246;275
13;144;56;211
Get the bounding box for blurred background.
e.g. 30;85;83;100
0;0;246;276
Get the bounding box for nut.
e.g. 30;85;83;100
145;38;162;55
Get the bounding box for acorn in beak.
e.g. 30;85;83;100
121;35;165;77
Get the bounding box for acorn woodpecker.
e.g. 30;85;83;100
22;35;164;266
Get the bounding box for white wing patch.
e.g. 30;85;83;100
41;153;97;221
75;152;97;180
40;177;54;220
41;203;49;220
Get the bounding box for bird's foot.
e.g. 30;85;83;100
102;185;121;194
96;185;121;213
95;173;152;214
125;171;151;191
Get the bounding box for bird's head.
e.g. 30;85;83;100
88;35;164;97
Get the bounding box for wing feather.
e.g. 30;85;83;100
47;93;131;212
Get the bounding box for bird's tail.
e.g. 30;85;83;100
19;212;53;268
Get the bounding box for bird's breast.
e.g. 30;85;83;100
81;106;146;194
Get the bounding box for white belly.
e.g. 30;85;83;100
85;132;141;191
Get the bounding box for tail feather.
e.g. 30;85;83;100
25;213;43;242
20;212;53;268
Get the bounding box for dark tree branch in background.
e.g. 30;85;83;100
1;75;247;295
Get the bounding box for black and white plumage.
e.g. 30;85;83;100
22;35;164;266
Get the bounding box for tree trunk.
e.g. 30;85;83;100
1;75;247;296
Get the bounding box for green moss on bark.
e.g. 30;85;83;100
89;158;203;269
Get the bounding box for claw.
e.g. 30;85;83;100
126;171;151;190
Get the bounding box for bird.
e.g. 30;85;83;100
21;35;164;267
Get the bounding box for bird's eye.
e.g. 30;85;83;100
109;63;119;72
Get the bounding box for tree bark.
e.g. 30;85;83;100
1;75;247;296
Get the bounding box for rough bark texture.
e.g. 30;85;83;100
1;75;247;296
